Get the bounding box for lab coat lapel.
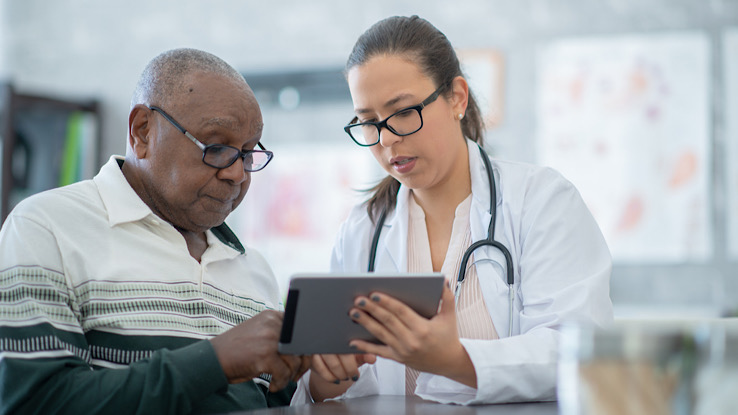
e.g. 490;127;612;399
374;184;414;393
467;140;514;337
468;140;494;244
376;184;411;273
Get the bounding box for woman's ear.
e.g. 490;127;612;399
449;76;469;118
128;105;152;159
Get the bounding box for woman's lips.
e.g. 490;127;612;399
389;156;417;174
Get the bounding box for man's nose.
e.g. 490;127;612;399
217;156;247;184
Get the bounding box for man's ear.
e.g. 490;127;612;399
128;105;152;159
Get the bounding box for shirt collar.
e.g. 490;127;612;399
93;155;246;255
210;222;245;255
94;156;153;227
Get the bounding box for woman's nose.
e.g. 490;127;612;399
378;126;402;148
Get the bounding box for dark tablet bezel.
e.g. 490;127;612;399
278;273;445;355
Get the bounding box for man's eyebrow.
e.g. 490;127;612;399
355;93;415;115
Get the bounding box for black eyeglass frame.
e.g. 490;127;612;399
148;105;273;172
343;83;448;147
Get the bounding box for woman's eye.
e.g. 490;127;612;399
395;109;414;118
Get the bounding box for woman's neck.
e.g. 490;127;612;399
412;143;471;221
412;141;471;272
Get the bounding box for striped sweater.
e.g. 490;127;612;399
0;156;291;414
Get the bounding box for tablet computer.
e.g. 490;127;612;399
278;273;445;355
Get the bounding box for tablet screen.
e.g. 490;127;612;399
278;273;445;354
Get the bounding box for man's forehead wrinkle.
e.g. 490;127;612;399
251;119;264;135
201;117;238;130
196;115;263;135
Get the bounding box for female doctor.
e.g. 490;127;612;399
293;15;613;405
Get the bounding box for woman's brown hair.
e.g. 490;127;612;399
345;15;486;222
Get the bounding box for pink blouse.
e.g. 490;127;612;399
405;192;499;395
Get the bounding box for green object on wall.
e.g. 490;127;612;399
59;111;83;187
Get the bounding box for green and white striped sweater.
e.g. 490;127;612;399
0;157;292;414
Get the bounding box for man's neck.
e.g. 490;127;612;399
177;228;209;262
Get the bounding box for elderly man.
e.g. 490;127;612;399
0;48;308;414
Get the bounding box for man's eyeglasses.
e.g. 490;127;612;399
343;83;447;147
148;106;273;172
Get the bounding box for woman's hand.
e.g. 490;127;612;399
308;353;376;402
348;283;477;388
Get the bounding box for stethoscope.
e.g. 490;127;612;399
367;144;515;337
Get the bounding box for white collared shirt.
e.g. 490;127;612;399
0;155;281;367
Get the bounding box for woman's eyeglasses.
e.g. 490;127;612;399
343;83;447;147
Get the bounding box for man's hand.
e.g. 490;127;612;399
210;309;309;391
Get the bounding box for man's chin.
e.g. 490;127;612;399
187;212;230;232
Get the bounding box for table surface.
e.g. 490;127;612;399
236;396;558;415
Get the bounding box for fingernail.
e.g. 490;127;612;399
371;294;380;302
358;299;366;307
352;375;359;381
352;312;360;319
333;379;341;384
349;344;357;350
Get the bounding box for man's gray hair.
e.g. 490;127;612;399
131;48;247;109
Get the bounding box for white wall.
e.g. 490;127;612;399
2;0;737;314
0;3;7;79
3;0;480;159
6;0;735;162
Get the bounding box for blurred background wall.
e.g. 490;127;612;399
0;0;736;318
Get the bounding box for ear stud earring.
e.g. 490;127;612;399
457;113;464;120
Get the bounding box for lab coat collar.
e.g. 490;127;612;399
467;139;496;244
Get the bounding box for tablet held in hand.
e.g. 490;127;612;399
279;273;444;355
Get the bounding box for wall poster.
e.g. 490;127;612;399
537;32;711;263
458;49;505;128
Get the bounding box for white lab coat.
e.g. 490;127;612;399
292;139;613;405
